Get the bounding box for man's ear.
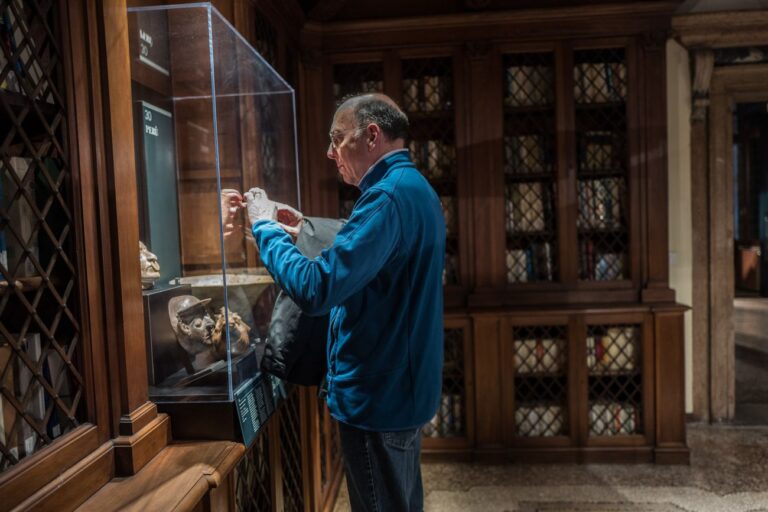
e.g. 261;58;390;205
367;123;381;148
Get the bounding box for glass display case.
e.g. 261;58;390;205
127;4;299;443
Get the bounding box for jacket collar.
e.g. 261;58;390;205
358;149;411;193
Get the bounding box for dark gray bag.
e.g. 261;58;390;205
261;217;345;386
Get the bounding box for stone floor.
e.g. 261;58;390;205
333;425;768;512
735;298;768;425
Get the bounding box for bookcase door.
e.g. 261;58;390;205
568;42;639;289
578;312;654;448
422;316;474;451
502;314;576;448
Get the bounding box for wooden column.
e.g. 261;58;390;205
689;50;713;422
96;0;167;474
641;31;675;303
466;41;504;290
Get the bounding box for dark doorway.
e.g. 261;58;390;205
733;102;768;425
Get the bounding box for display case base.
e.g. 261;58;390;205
156;372;288;445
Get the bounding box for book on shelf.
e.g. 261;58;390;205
514;338;562;374
506;242;552;283
577;177;623;230
589;401;637;436
403;74;451;112
504;65;552;107
506;182;548;233
586;327;636;372
423;393;463;437
579;239;624;280
1;2;46;99
514;404;563;437
504;135;549;174
575;61;627;104
409;139;454;181
580;131;615;172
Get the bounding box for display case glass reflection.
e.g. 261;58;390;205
128;4;299;404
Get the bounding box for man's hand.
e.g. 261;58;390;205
221;188;243;237
244;187;278;226
275;202;304;238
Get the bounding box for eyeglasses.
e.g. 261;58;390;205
328;127;362;150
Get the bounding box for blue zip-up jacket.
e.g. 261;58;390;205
252;150;444;431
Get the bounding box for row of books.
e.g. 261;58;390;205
403;75;452;112
579;240;625;281
514;404;564;437
575;61;627;104
578;131;621;172
587;327;638;372
422;393;463;438
408;139;455;181
514;338;565;374
504;135;554;175
505;182;553;233
588;401;638;436
506;243;554;283
503;65;554;108
0;2;47;99
1;334;68;465
577;178;624;230
331;80;383;101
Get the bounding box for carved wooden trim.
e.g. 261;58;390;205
464;41;492;60
113;414;170;476
0;425;100;510
691;50;714;122
673;11;768;49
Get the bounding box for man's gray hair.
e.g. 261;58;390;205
338;94;409;141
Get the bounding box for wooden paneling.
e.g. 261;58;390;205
472;316;503;447
654;308;688;464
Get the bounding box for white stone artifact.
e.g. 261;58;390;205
139;241;160;289
168;295;218;370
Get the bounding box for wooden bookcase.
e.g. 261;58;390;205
301;2;688;464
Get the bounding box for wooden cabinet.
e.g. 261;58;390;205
301;2;688;464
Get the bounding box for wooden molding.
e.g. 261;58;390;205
114;414;171;476
0;425;101;511
12;442;114;512
673;10;768;49
312;2;678;51
118;401;158;436
78;441;245;512
464;40;493;60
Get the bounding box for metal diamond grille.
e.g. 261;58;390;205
258;95;279;192
574;48;629;282
586;324;642;436
423;327;465;438
503;53;557;284
235;429;273;511
253;8;276;68
574;49;627;104
512;325;567;437
279;390;305;512
332;62;384;219
0;0;84;472
401;57;459;286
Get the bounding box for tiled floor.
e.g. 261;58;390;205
333;424;768;512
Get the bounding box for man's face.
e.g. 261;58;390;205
327;109;370;186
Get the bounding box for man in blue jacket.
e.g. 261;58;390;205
245;93;444;511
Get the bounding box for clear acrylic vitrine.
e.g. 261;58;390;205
127;3;299;441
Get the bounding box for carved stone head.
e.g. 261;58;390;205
168;295;215;358
139;241;160;289
211;307;251;358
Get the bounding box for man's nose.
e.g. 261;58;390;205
327;143;335;159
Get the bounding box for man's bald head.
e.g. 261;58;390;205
335;93;409;143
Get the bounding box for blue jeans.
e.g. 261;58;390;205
338;421;424;512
